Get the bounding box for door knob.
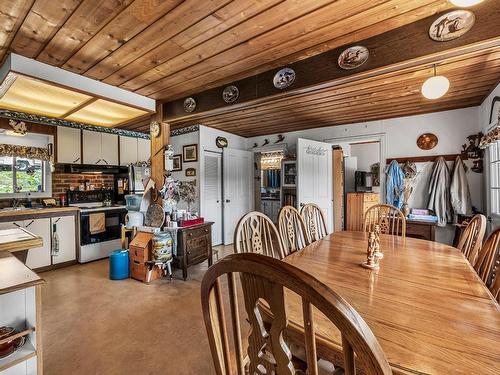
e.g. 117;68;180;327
216;200;220;203
225;199;231;203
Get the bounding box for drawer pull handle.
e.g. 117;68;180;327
204;229;208;232
187;251;191;255
188;233;193;237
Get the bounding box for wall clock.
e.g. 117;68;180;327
417;133;438;150
150;121;160;137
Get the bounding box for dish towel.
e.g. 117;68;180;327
450;156;472;215
427;156;452;227
89;213;106;234
386;160;405;209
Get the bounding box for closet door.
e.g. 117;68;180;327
203;152;222;245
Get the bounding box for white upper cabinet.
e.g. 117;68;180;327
57;127;81;164
137;138;150;163
100;133;119;165
119;136;138;166
82;130;119;165
82;130;102;164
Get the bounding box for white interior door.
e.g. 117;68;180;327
297;138;333;232
203;152;223;246
223;148;253;244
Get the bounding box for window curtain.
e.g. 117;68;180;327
0;144;51;161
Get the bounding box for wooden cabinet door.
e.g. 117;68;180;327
24;218;52;269
52;216;76;264
137;138;150;162
82;130;102;164
119;136;138;166
0;221;22;230
101;133;119;166
57;127;81;164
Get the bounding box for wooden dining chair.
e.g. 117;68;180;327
489;272;500;303
233;211;286;259
278;206;310;255
201;253;393;375
457;214;486;265
474;227;500;287
300;203;328;242
363;204;406;238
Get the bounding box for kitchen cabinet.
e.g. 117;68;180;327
137;138;150;162
82;130;102;164
82;130;119;165
119;136;138;166
101;133;119;165
24;218;52;269
51;215;76;264
57;127;82;164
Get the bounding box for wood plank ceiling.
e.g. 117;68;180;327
0;0;499;136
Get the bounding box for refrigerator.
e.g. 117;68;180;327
128;165;150;194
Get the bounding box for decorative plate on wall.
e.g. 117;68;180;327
338;46;369;70
150;121;160;137
273;67;296;89
183;97;197;113
222;85;239;103
417;133;439;150
429;10;475;42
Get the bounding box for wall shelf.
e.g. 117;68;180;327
386;153;467;164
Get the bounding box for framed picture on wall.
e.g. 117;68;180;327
172;154;182;171
183;144;198;162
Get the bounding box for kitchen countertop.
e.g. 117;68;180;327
0;244;43;295
0;206;79;222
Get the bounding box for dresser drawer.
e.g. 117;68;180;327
187;235;209;264
363;194;379;203
185;226;211;239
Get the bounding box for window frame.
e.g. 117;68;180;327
0;156;52;199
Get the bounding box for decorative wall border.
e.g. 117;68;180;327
170;124;199;137
0;109;150;139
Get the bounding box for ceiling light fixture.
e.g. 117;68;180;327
0;54;155;128
449;0;484;7
421;65;450;100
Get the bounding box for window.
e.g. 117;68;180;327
0;156;46;194
489;140;500;215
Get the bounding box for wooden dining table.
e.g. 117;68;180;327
281;231;500;374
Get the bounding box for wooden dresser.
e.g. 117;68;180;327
174;222;214;280
346;192;380;231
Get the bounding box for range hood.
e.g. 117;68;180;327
64;164;128;174
0;54;155;127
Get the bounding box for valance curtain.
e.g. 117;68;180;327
0;144;51;161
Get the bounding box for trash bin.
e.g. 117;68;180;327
109;249;129;280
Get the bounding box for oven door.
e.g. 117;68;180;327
80;209;126;245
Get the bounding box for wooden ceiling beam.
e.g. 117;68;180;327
161;1;500;122
148;0;450;100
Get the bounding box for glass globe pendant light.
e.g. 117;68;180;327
448;0;484;7
421;65;450;100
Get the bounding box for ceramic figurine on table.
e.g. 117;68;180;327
361;232;380;270
373;224;383;260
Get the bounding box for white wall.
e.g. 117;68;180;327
246;107;482;244
350;143;380;172
170;130;200;212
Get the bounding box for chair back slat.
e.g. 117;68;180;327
342;335;355;375
301;298;318;375
227;273;245;375
457;214;486;265
490;273;500;302
474;227;500;286
234;211;285;259
363;204;406;238
300;203;328;242
201;253;393;375
278;206;310;255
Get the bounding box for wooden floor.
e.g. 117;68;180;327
40;245;233;375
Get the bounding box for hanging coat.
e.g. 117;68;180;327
450;156;472;215
427;156;452;227
386;160;405;209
